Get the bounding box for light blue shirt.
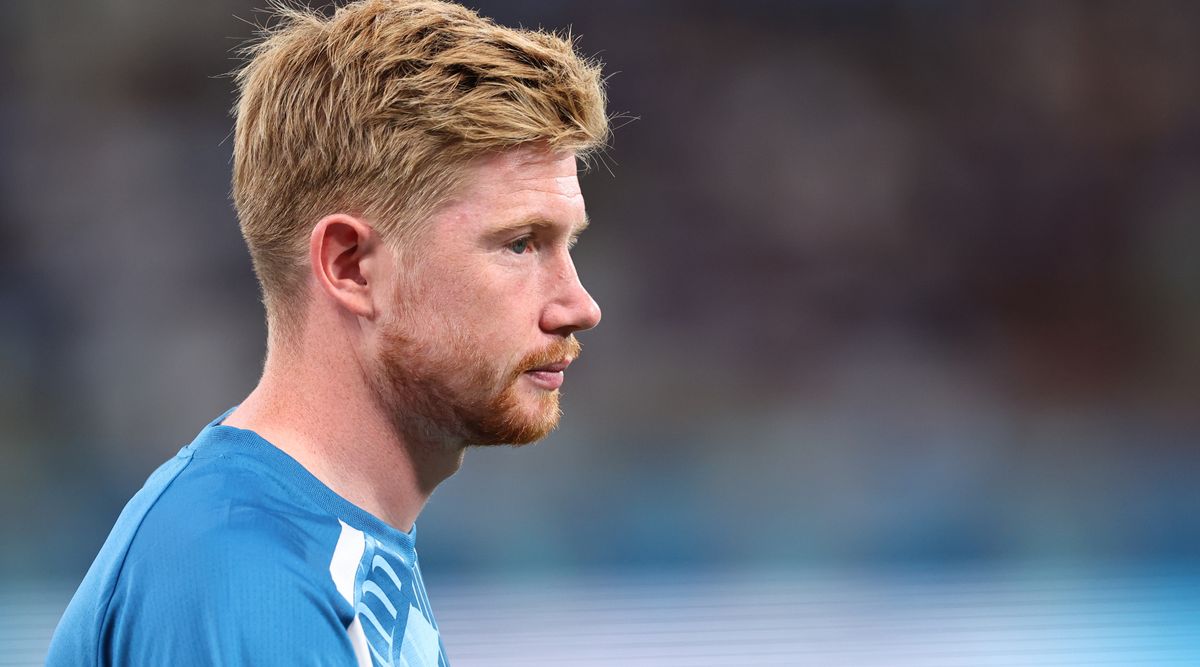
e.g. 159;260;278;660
48;411;449;666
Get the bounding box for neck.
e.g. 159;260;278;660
222;325;465;533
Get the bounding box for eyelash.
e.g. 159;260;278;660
507;236;533;254
505;235;581;254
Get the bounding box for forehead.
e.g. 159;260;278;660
476;146;582;194
434;146;586;235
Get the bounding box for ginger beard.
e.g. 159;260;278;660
370;318;581;448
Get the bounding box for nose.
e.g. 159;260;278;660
541;256;602;336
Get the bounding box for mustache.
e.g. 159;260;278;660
514;337;582;376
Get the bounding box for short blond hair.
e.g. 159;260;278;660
232;0;608;340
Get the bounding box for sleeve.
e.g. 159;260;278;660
100;518;359;667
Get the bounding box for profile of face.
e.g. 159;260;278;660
368;146;602;448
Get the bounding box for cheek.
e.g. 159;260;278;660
411;257;544;342
410;282;509;354
478;265;542;321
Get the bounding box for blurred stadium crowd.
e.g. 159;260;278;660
2;0;1198;581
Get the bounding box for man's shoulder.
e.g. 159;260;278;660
112;434;351;617
97;487;357;666
47;427;357;666
125;442;343;575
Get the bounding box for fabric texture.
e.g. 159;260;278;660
47;411;450;667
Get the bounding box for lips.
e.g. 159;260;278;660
528;359;572;373
518;337;582;391
523;358;572;390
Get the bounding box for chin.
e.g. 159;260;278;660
472;389;562;446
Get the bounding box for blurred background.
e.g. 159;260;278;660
2;0;1198;664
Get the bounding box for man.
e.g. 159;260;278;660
47;1;608;664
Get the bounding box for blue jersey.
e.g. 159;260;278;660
47;411;450;667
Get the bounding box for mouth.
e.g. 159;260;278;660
523;358;572;390
528;359;572;373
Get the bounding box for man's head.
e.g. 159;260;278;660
232;0;608;446
233;0;607;337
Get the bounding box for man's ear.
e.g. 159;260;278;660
309;213;384;320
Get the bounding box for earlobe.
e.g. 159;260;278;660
309;214;381;320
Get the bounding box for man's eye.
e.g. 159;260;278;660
507;237;531;254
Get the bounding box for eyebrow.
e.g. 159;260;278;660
491;213;590;237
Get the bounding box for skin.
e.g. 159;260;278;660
223;145;601;532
